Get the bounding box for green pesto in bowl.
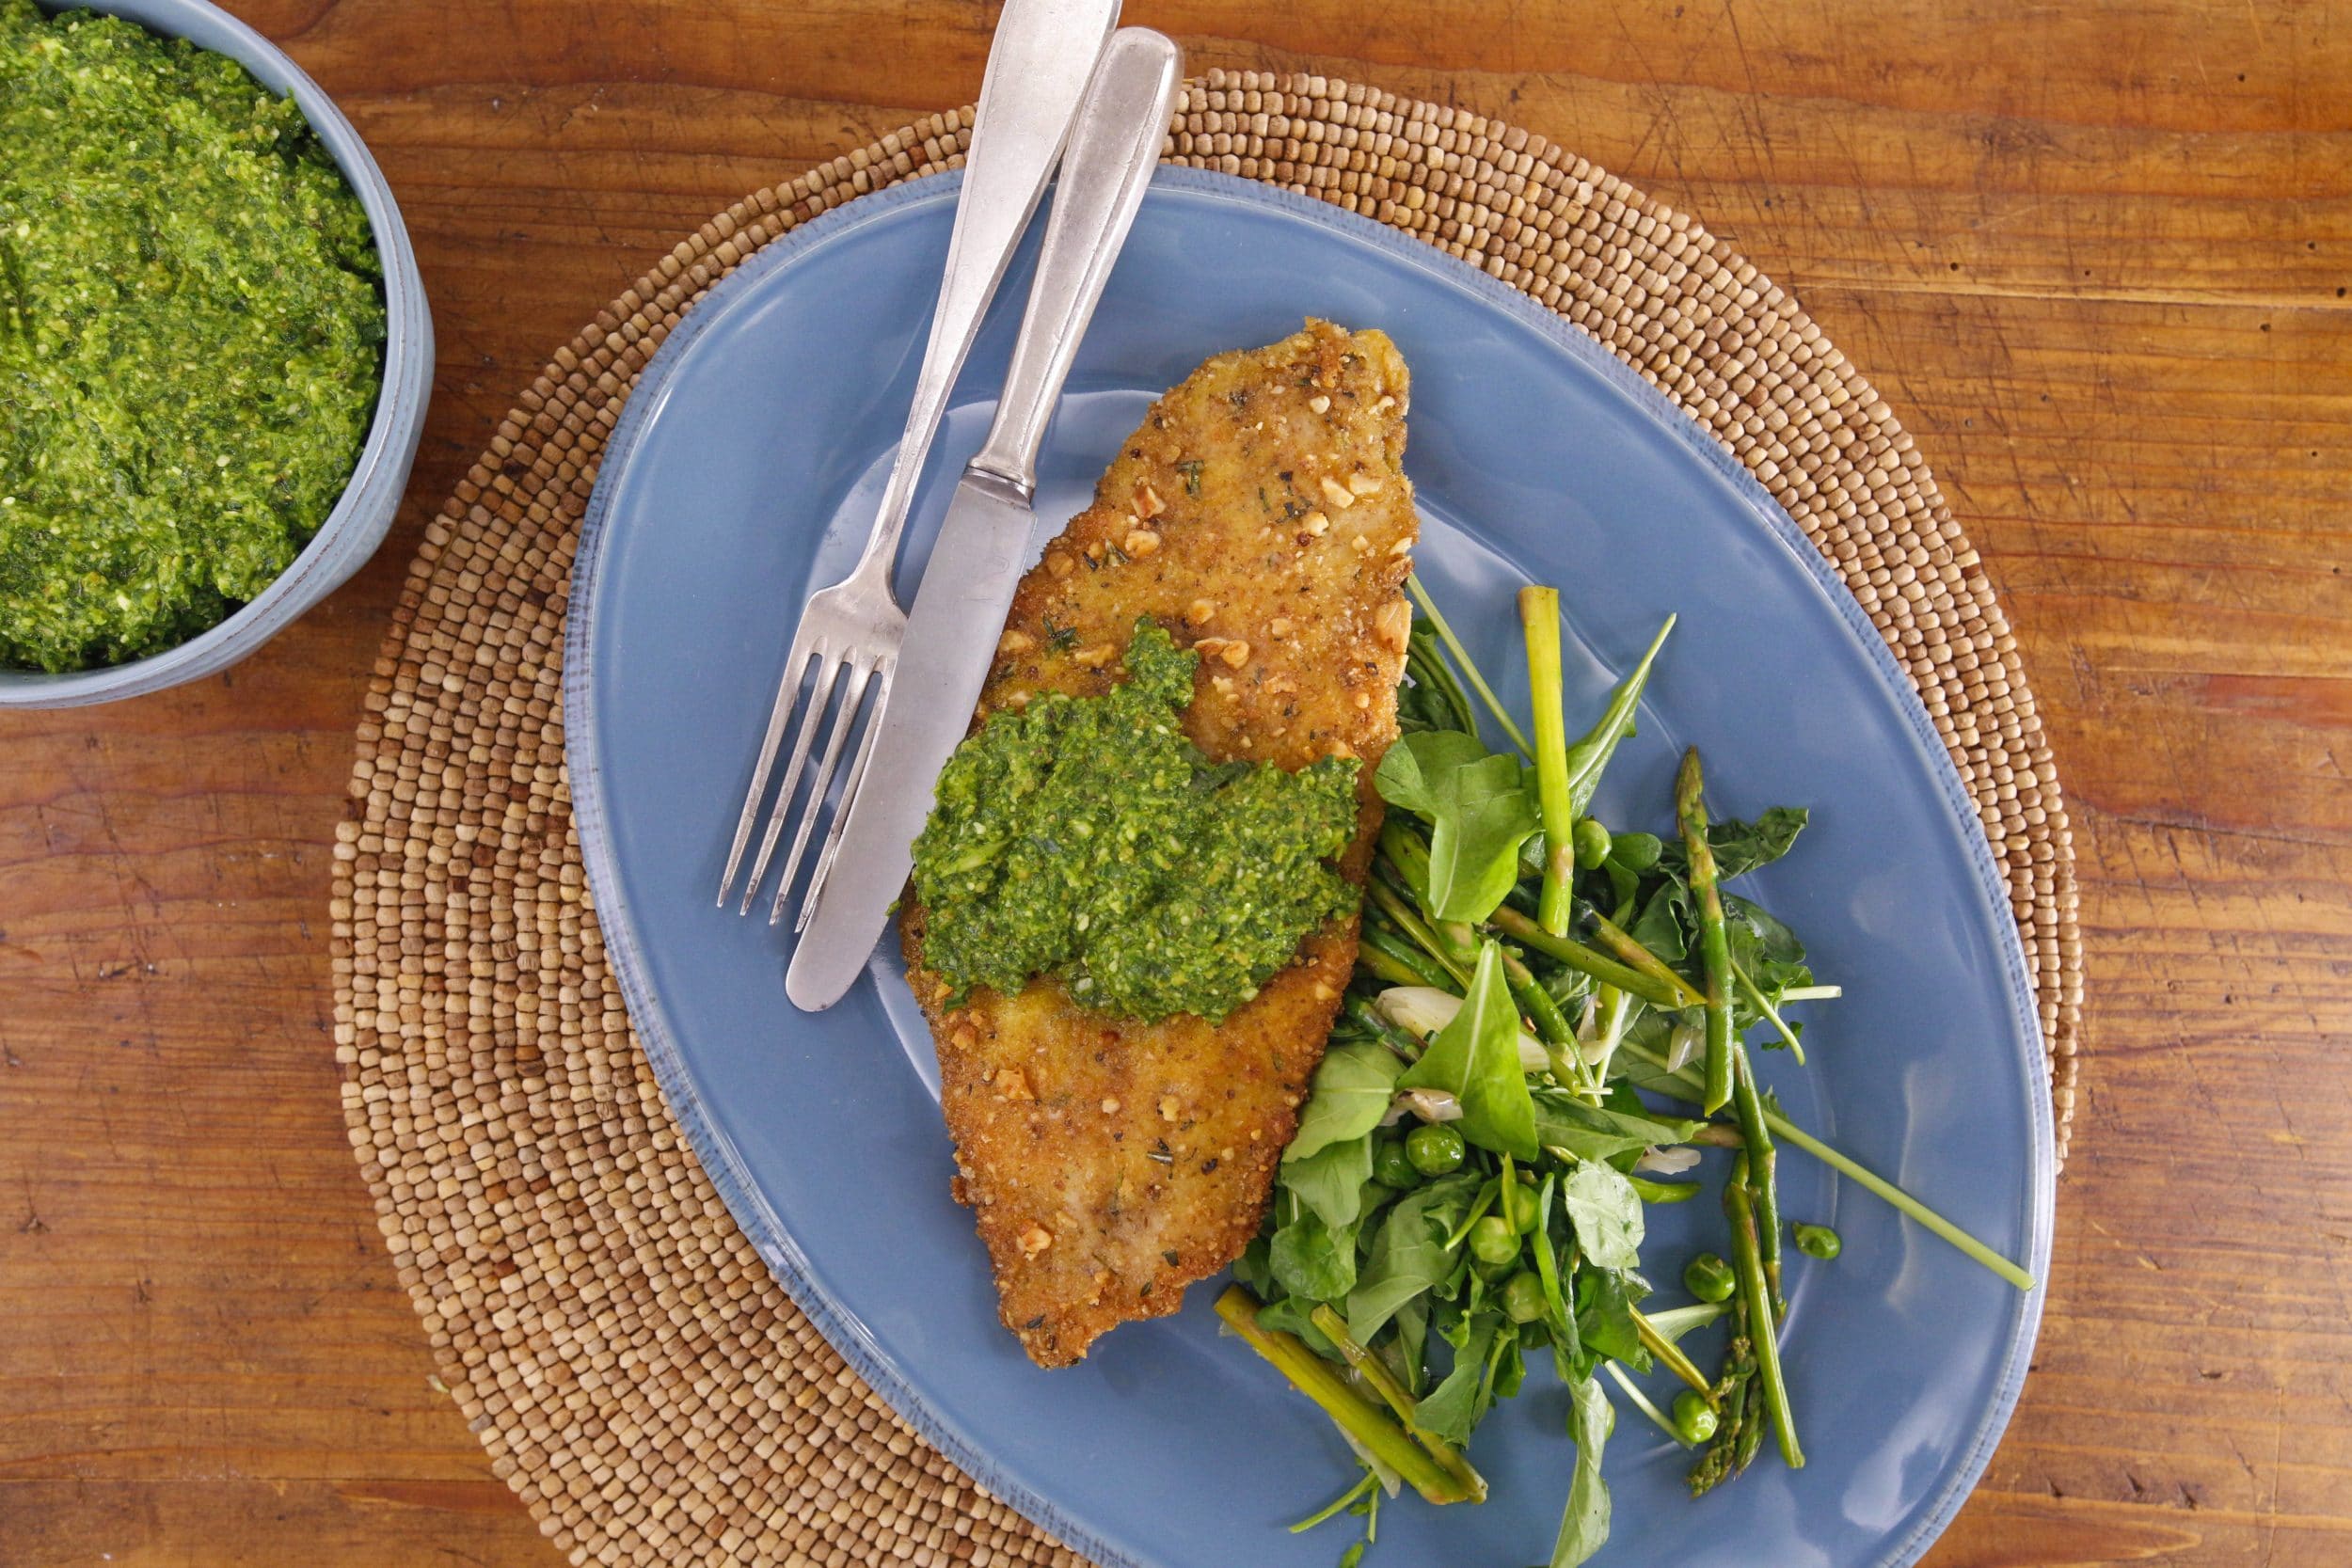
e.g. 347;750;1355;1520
0;0;385;673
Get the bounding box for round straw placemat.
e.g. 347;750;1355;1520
332;70;2080;1568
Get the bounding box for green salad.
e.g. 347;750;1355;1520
1220;578;2036;1566
0;0;386;672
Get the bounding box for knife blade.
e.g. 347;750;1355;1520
786;30;1184;1011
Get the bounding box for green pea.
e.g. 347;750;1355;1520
1500;1271;1548;1324
1512;1173;1543;1232
1405;1122;1466;1177
1672;1389;1719;1445
1607;831;1663;872
1794;1222;1843;1260
1683;1252;1736;1303
1469;1215;1520;1267
1371;1137;1422;1191
1572;817;1613;870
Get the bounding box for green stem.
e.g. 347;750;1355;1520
1778;985;1843;1003
1586;984;1633;1094
1216;1287;1481;1505
1601;1360;1691;1447
1489;906;1686;1010
1406;575;1531;756
1730;1043;1785;1318
1289;1470;1378;1533
1677;748;1734;1114
1629;1306;1715;1399
1583;907;1705;1009
1366;882;1474;990
1560;615;1675;817
1732;958;1807;1066
1616;1037;2039;1291
1725;1157;1803;1468
1519;586;1579;936
1308;1305;1490;1504
1769;1117;2038;1292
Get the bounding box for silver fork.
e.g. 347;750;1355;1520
717;0;1120;919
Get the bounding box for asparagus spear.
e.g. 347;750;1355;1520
1724;1155;1803;1469
1580;904;1704;1010
1309;1306;1490;1504
1366;881;1475;990
1503;954;1576;1047
1488;906;1688;1010
1677;748;1735;1114
1360;924;1458;990
1730;1042;1786;1317
1519;587;1580;937
1216;1286;1485;1505
1358;940;1439;990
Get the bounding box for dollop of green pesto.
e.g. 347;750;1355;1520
912;620;1360;1023
0;0;385;672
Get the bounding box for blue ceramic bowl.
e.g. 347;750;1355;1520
0;0;433;707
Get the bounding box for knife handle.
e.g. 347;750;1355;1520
852;0;1120;578
969;30;1184;494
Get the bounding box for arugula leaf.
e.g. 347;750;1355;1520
1346;1172;1478;1343
1254;1291;1338;1356
1658;806;1809;880
1628;879;1692;963
1725;891;1808;976
1284;1041;1407;1164
1414;1310;1502;1445
1559;1160;1646;1272
1573;1267;1648;1370
1548;1372;1614;1568
1284;1134;1375;1232
1707;806;1808;878
1233;1233;1275;1298
1373;732;1541;922
1532;1090;1702;1164
1396;943;1538;1161
1270;1208;1359;1303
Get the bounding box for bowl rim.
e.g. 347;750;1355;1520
0;0;433;706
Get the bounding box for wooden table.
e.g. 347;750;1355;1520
4;2;2345;1562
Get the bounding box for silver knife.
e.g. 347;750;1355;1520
786;29;1184;1011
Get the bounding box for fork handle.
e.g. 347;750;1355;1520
853;0;1121;578
970;31;1184;493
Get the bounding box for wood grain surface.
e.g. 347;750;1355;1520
3;2;2346;1564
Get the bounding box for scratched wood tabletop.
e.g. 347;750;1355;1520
4;1;2347;1563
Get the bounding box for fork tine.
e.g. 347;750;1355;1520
795;660;891;934
719;640;818;906
767;659;875;925
739;654;842;913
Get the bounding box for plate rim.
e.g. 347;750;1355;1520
564;163;2056;1568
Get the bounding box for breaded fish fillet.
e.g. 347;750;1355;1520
901;321;1417;1367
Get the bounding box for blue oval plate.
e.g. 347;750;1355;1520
566;167;2053;1568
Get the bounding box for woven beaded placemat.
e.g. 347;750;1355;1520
331;70;2079;1568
